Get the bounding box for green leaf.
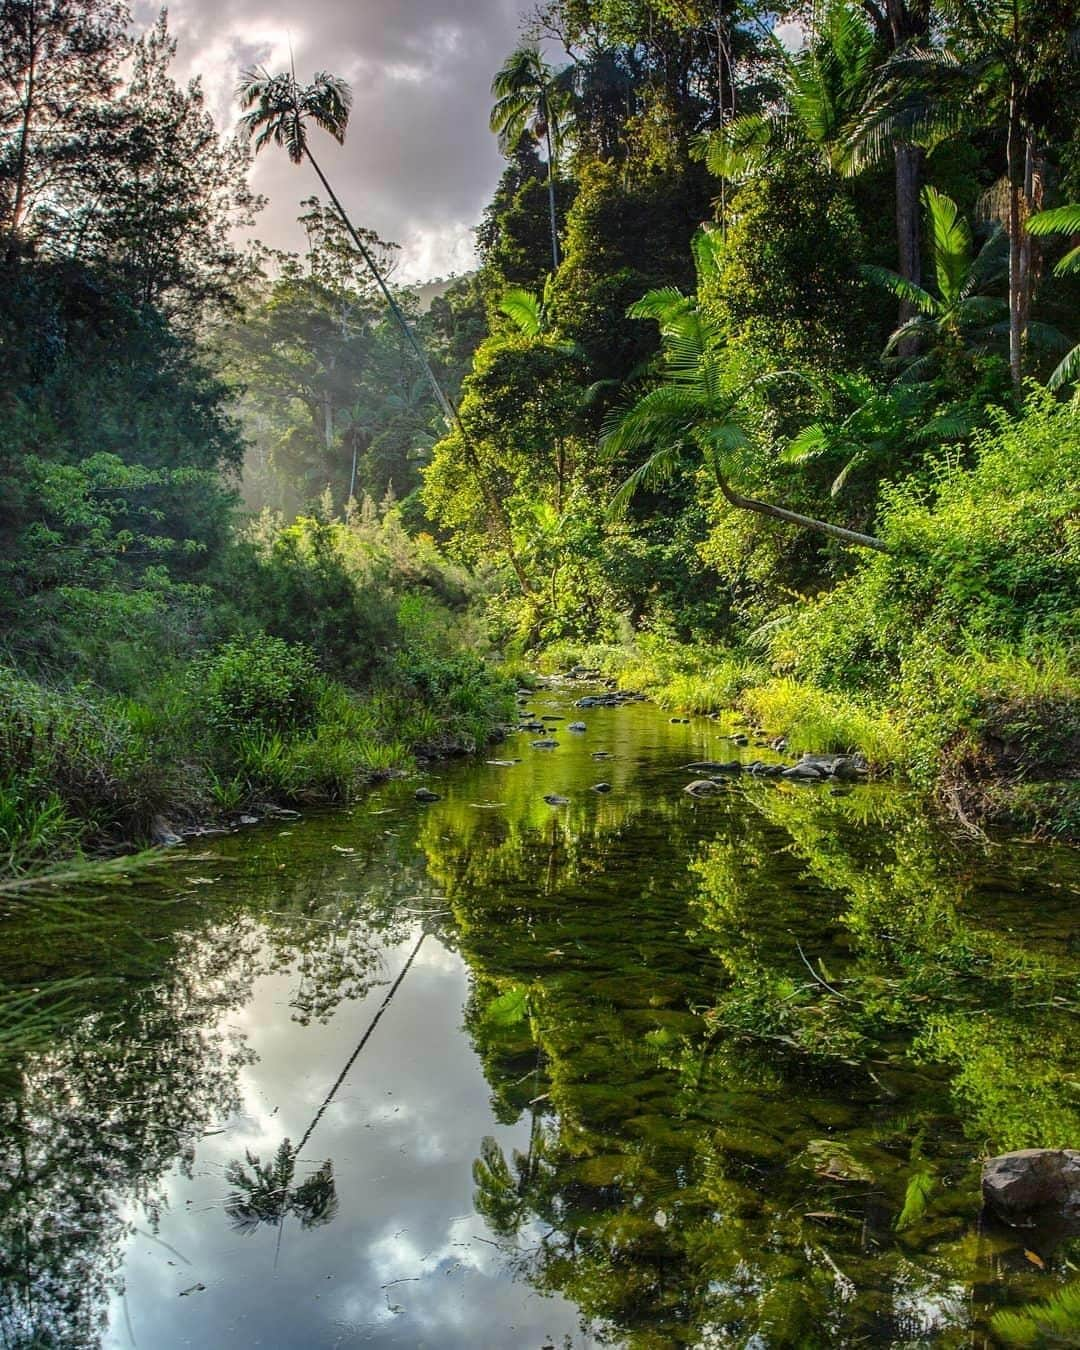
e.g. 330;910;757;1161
484;988;529;1028
894;1169;935;1231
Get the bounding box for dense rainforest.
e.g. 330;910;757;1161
0;0;1078;876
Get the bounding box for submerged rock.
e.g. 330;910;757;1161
684;779;722;796
568;721;587;732
544;794;570;806
414;788;440;803
983;1150;1080;1226
591;782;613;793
531;739;559;749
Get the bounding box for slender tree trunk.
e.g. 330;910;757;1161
1019;132;1041;335
715;472;890;552
6;8;37;259
304;146;534;595
1006;85;1024;393
544;114;560;272
894;141;922;356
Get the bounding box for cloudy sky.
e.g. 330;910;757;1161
135;0;535;281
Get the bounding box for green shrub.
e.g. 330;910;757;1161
192;636;321;739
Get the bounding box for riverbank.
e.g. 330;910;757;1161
533;640;1079;839
0;641;515;875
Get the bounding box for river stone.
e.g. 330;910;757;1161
414;788;440;803
684;779;721;796
731;733;750;746
531;739;559;749
591;782;613;793
982;1150;1080;1225
544;794;570;806
568;722;587;732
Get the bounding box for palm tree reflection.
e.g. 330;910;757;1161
225;1138;338;1235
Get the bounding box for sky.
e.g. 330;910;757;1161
136;0;535;281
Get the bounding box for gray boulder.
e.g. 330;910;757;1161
982;1150;1080;1225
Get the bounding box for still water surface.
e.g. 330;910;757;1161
1;689;1077;1347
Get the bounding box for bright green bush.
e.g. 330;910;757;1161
192;636;321;739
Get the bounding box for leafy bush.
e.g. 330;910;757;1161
192;636;321;739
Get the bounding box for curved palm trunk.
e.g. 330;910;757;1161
303;146;534;595
715;472;890;552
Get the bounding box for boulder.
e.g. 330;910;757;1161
684;779;722;796
982;1150;1080;1225
414;788;441;803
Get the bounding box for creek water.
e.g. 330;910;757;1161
0;687;1077;1348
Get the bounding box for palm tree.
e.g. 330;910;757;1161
237;67;533;594
849;0;1079;392
862;187;1010;380
490;45;572;272
604;229;889;552
237;69;458;430
1027;204;1080;389
705;3;880;181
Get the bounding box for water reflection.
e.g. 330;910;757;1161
0;694;1075;1347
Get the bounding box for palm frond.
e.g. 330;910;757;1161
601;385;704;456
1053;245;1080;277
608;444;686;518
781;423;830;464
628;287;689;322
924;186;972;304
499;288;542;337
1048;343;1080;390
861;265;938;314
1027;204;1080;236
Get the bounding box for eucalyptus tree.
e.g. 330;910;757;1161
237;66;532;591
490;44;573;272
604;230;889;552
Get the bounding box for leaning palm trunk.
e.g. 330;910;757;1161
714;472;890;552
303;147;534;595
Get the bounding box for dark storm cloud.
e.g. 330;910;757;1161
145;0;534;277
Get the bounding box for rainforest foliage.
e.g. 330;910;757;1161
0;0;1078;858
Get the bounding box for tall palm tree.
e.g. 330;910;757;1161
236;67;533;594
490;45;572;272
237;69;458;430
604;230;889;552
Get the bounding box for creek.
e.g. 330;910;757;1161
0;687;1077;1348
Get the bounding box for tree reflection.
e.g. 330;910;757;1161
225;1140;338;1235
425;776;1080;1346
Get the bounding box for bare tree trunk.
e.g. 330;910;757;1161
304;146;535;595
6;4;38;259
715;473;890;552
544;111;560;272
1006;85;1024;393
894;141;923;357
